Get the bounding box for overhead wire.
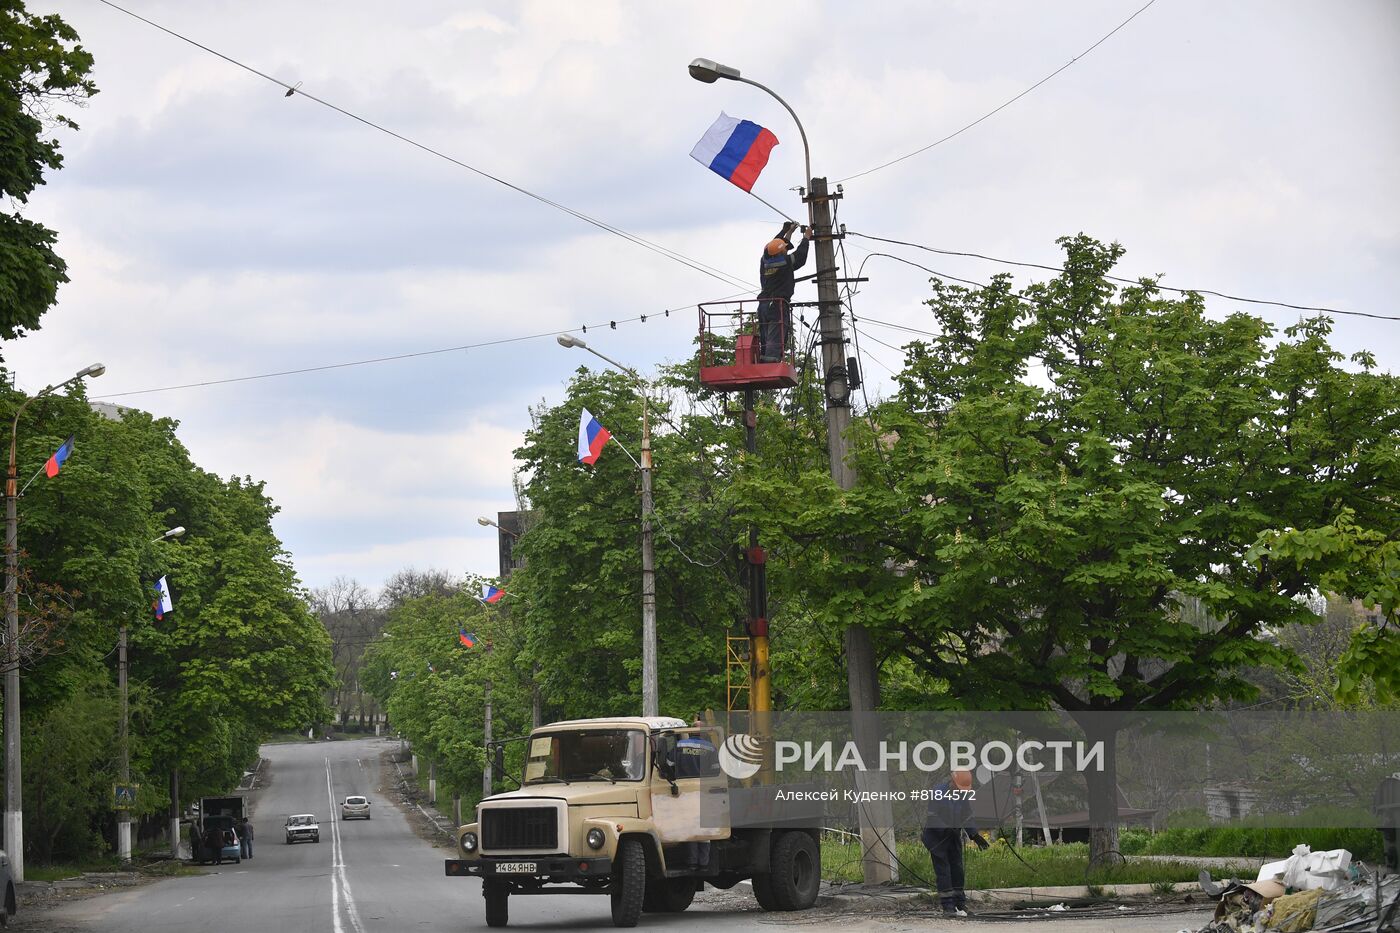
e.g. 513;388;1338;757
92;0;755;294
835;0;1160;183
849;232;1396;321
92;289;758;400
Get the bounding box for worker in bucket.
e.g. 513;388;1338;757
920;768;990;917
757;221;811;362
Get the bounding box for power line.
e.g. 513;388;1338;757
92;0;753;294
92;292;753;400
835;0;1159;183
850;232;1398;321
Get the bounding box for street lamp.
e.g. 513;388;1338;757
117;524;186;862
556;334;658;719
5;362;105;881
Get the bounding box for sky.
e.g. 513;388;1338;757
6;0;1398;594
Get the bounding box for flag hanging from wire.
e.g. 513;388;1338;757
480;584;505;605
690;112;779;193
577;408;612;465
45;436;75;478
153;576;173;620
459;630;478;648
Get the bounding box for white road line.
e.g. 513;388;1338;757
325;757;367;933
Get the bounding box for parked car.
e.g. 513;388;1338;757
341;795;371;820
285;813;321;844
0;848;15;926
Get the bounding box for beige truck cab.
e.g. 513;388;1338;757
444;716;820;927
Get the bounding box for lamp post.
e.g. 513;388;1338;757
555;334;658;719
117;525;185;863
689;58;895;885
477;516;542;729
5;362;105;881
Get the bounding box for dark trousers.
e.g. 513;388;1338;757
241;835;253;858
922;831;965;911
757;298;790;362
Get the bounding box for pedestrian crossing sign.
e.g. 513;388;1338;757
114;784;138;810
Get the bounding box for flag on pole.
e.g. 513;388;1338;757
153;576;173;620
45;436;75;478
459;630;478;648
480;584;504;605
690;112;779;193
577;408;612;465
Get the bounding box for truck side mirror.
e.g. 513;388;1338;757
493;745;506;775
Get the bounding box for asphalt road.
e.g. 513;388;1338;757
29;736;1213;933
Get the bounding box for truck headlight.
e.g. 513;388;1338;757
462;832;478;853
586;828;605;850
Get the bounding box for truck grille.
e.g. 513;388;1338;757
482;807;558;850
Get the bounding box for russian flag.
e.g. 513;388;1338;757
45;436;75;478
459;630;477;648
481;584;504;605
577;408;611;465
690;112;779;193
153;576;173;621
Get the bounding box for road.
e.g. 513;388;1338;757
28;736;1214;933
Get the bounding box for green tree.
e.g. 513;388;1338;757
0;0;96;342
736;236;1400;860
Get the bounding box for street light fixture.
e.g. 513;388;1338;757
5;362;105;882
556;335;658;719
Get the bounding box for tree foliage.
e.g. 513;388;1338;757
0;0;96;342
2;379;334;861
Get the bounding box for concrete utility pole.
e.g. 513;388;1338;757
118;625;130;861
807;175;897;884
5;362;105;881
688;56;895;884
556;335;659;718
639;403;658;718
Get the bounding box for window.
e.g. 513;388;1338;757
525;730;646;783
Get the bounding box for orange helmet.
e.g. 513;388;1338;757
952;770;973;790
766;238;789;256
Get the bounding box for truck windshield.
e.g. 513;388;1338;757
525;730;646;783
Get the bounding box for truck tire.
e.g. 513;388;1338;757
643;877;695;912
751;873;780;911
609;837;646;927
767;831;820;910
483;881;509;928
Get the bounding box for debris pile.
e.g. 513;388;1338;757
1183;846;1398;932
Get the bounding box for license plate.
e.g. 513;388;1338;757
495;862;537;874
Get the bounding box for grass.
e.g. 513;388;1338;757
1118;825;1383;862
820;837;1253;890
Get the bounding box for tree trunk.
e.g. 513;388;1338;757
1080;717;1120;867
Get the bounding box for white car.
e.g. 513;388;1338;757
285;813;320;844
341;795;371;820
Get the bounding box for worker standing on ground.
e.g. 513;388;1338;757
757;222;811;362
920;769;989;917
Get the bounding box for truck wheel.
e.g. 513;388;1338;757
483;881;509;928
768;831;820;910
751;873;780;911
609;837;646;927
644;878;695;912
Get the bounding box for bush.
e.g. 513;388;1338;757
1140;826;1382;861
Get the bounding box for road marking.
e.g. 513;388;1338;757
325;758;367;933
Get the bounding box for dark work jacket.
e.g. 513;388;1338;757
921;780;973;845
757;238;810;300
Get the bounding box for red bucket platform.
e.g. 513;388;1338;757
698;299;798;391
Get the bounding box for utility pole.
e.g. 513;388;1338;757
639;401;658;718
807;175;897;884
118;625;131;862
4;469;21;882
482;647;494;798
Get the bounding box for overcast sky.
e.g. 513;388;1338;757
7;0;1398;593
